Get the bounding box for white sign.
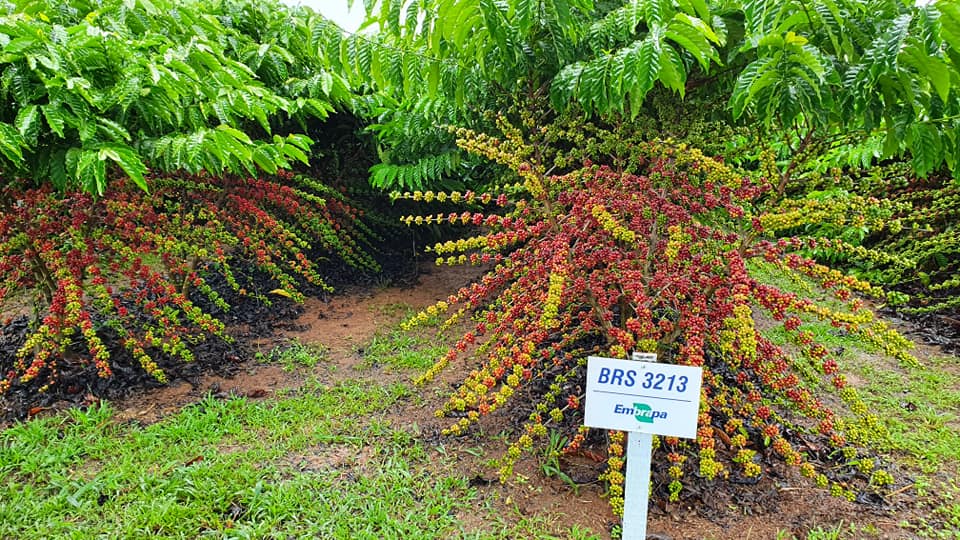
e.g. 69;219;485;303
584;355;703;439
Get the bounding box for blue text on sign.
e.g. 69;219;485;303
598;367;637;386
597;367;689;393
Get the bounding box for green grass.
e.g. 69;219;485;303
0;380;451;538
360;328;448;371
0;373;598;539
256;339;328;372
911;480;960;540
856;355;960;471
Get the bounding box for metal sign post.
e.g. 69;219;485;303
584;352;703;540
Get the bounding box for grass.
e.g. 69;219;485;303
0;380;450;538
351;302;450;371
360;328;448;371
256;339;328;372
857;354;960;471
0;370;597;539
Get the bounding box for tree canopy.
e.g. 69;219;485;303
0;0;351;192
353;0;960;182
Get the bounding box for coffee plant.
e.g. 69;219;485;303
880;179;960;315
0;168;380;395
769;162;960;316
401;117;915;511
354;0;960;195
0;0;352;194
0;0;390;398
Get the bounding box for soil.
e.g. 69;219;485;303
883;309;960;357
3;262;958;538
111;262;485;426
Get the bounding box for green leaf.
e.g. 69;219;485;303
49;149;68;191
673;13;721;45
0;122;26;164
96;118;132;143
730;59;765;119
76;150;107;196
280;142;309;165
688;0;709;21
883;117;900;159
251;146;279;174
15;105;41;146
643;0;668;29
284;133;314;152
97;143;148;192
666;17;719;69
925;56;951;103
213;128;253;166
515;0;534;34
550;62;584;110
41;104;67;138
939;2;960;54
910;122;942;176
658;44;687;97
215;124;254;145
627;38;661;101
427;60;440;99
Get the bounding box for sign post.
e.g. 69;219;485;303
622;431;653;539
584;353;703;540
623;352;656;540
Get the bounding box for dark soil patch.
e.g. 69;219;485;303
0;312;251;425
0;235;426;425
883;306;960;356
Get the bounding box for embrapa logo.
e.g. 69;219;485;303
633;403;656;423
613;402;668;424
